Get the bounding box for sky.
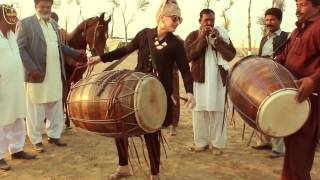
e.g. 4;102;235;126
0;0;298;48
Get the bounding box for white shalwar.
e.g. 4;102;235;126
192;26;230;149
0;31;27;158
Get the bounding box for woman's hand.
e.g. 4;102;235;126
87;56;102;66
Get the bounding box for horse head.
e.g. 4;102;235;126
84;12;111;56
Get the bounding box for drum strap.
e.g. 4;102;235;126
211;46;229;135
146;29;159;77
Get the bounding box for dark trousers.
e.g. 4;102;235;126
116;131;161;175
281;95;319;180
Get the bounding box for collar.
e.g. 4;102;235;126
152;27;172;42
0;30;9;39
295;15;320;30
267;29;282;38
36;13;51;24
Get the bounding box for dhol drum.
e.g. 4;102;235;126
228;56;311;137
67;70;167;137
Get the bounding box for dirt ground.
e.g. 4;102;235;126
1;54;319;180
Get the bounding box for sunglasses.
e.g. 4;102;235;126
170;16;183;23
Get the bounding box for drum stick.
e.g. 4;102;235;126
171;95;188;105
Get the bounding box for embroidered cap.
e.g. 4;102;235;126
0;4;18;25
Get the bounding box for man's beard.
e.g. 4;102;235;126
39;12;51;21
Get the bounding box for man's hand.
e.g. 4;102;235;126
87;56;102;66
184;93;196;110
29;70;41;81
79;49;86;59
296;77;315;103
75;62;86;67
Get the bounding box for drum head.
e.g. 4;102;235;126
257;89;310;137
134;76;167;133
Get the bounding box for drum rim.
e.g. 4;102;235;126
256;88;311;138
227;55;270;87
134;74;166;133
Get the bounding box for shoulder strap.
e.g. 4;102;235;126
146;29;159;76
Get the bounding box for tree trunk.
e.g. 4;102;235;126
110;8;115;38
247;0;252;55
121;12;128;42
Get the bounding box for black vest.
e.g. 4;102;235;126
258;31;289;57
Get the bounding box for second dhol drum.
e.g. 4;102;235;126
228;56;310;137
67;70;167;138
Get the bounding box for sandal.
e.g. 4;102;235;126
189;145;209;152
109;171;131;180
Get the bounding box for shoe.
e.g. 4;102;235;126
268;150;284;159
65;126;72;130
170;126;177;136
189;145;209;152
11;151;37;160
251;144;272;150
48;138;67;147
0;159;10;171
212;147;223;156
109;166;131;180
150;175;160;180
34;143;45;153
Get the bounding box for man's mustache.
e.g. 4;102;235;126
266;24;274;28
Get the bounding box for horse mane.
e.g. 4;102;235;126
67;16;98;42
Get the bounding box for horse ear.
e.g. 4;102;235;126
106;15;111;24
99;12;105;22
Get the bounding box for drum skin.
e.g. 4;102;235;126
227;56;310;137
66;70;167;138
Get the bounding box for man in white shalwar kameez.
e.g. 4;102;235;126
16;0;84;153
0;4;36;171
185;9;236;155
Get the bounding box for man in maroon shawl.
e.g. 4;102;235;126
275;0;320;179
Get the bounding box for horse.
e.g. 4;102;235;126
61;12;111;127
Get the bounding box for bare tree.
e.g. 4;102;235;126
109;0;120;38
221;0;234;31
247;0;252;54
204;0;211;8
273;0;285;10
121;0;150;42
53;0;62;9
257;15;268;37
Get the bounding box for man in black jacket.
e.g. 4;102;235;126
253;8;290;158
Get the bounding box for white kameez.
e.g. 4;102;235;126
192;26;230;149
193;26;230;112
0;31;26;126
25;18;62;104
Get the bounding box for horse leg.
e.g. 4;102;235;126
64;101;71;128
63;81;71;129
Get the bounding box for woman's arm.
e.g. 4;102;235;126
175;40;193;94
99;29;145;63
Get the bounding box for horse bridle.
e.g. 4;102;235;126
82;17;105;56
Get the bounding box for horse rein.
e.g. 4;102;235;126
67;64;95;85
67;17;105;84
82;17;105;55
